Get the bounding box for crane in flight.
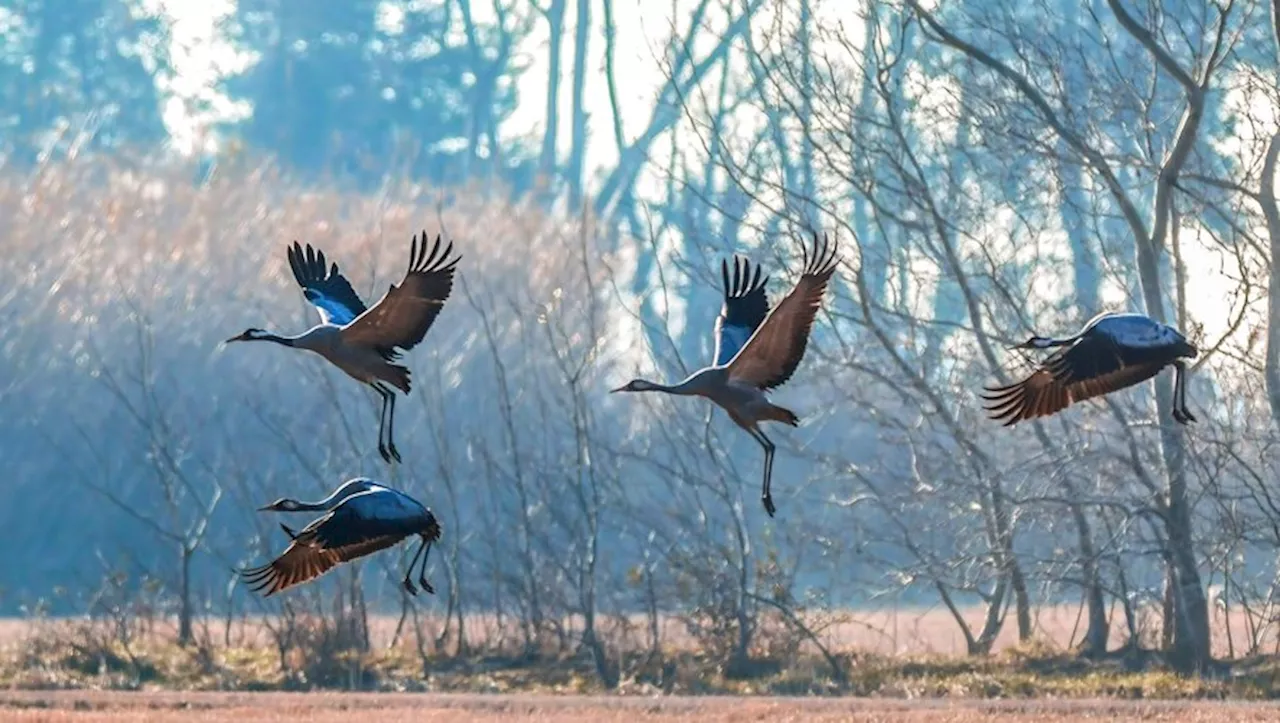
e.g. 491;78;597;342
612;233;839;517
226;231;459;463
242;477;442;597
983;311;1199;426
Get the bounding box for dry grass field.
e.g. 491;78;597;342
1;600;1270;661
3;692;1280;723
5;604;1280;704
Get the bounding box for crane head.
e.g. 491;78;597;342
225;328;271;344
258;498;300;512
1009;336;1057;351
611;379;657;393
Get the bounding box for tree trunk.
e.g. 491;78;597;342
538;0;566;191
1055;0;1100;313
1259;132;1280;426
567;0;591;207
1161;561;1176;652
1069;500;1108;656
798;0;816;228
178;544;193;647
849;0;898;304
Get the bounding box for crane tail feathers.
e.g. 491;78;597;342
767;404;800;426
384;364;411;394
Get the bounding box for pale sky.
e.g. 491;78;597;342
149;0;669;178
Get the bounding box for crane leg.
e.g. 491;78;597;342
1172;362;1197;424
402;537;426;596
372;383;402;463
1182;367;1197;422
372;383;391;461
384;387;401;462
748;426;777;517
417;538;436;594
1170;365;1185;423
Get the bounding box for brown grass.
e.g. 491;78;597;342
1;599;1267;660
5;606;1280;700
3;692;1280;722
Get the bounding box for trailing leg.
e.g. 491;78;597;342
372;383;392;462
748;426;777;517
1178;362;1196;423
372;383;401;463
402;537;426;596
1171;362;1196;424
417;537;436;594
381;382;402;463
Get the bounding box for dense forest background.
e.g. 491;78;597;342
2;0;1279;674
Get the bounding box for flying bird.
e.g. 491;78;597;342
612;233;839;517
982;311;1199;426
226;231;460;463
242;477;442;597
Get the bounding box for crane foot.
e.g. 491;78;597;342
379;443;402;464
761;495;777;517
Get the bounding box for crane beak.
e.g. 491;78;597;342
609;384;628;393
256;504;274;511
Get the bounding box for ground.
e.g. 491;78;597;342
4;692;1280;723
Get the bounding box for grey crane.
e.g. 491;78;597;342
242;477;442;596
226;231;459;463
611;233;839;517
983;311;1199;426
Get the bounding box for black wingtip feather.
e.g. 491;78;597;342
406;231;461;276
288;240;333;287
720;255;769;300
802;231;839;278
238;563;278;595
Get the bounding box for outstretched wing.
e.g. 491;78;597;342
287;242;369;326
712;255;770;367
339;231;460;357
726;233;839;390
239;491;422;597
982;334;1166;426
240;531;404;597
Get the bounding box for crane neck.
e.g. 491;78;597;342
1032;333;1083;349
239;331;298;347
283;500;331;511
260;332;299;347
641;378;698;395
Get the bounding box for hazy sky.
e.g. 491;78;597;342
149;0;669;183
